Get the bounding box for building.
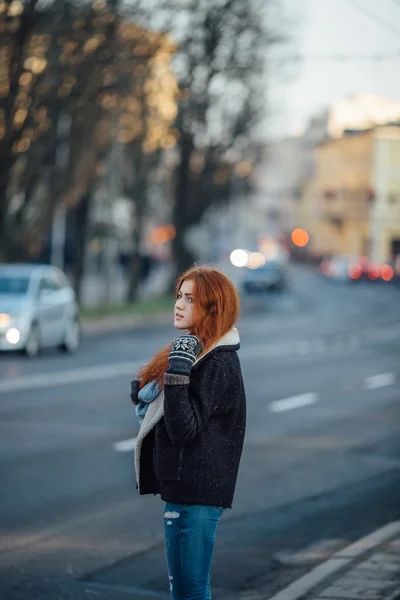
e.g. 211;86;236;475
300;125;400;263
255;94;400;255
253;110;330;241
304;129;372;259
370;126;400;262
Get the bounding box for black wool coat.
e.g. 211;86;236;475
134;329;246;509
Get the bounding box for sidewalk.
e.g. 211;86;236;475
265;521;400;600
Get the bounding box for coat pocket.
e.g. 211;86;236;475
154;421;182;481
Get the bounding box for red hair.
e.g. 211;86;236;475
137;265;239;388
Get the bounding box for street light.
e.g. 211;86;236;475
230;249;249;267
291;228;309;247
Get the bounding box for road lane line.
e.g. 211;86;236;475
364;372;395;390
270;393;318;413
311;339;326;353
0;337;396;395
297;340;310;355
0;343;288;394
348;334;360;350
112;437;137;452
0;360;145;394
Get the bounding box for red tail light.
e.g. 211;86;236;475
348;263;362;279
368;264;380;280
381;264;394;281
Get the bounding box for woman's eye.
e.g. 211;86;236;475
188;297;193;303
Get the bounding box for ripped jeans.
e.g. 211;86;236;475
163;503;225;600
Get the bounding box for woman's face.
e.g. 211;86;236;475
174;279;197;331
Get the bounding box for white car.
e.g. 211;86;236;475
0;264;80;357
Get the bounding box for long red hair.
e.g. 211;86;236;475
137;265;239;388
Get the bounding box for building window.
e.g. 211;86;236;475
329;217;343;229
323;190;337;200
367;188;375;203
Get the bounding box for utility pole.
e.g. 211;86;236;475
50;114;71;270
102;132;122;304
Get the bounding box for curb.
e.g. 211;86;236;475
81;311;172;335
265;520;400;600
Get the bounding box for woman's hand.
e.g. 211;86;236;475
167;335;202;375
130;379;140;405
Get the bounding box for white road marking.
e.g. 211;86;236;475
0;347;282;394
270;393;318;413
0;332;398;396
311;339;326;353
112;437;137;452
297;340;310;355
0;360;145;394
0;346;281;394
348;334;360;350
364;372;395;390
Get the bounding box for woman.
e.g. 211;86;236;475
131;265;246;600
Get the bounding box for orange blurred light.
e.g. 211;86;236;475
348;263;362;280
0;313;11;328
150;224;176;245
381;264;394;282
291;228;309;247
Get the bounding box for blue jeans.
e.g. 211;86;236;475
163;502;225;600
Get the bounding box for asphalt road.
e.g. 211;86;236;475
0;264;399;600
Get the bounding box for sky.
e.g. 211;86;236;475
268;0;400;137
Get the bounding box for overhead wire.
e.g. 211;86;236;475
341;0;400;38
272;0;400;64
271;48;400;63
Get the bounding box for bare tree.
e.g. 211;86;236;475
127;0;285;275
0;0;122;262
0;0;52;260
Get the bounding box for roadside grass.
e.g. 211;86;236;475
80;294;174;320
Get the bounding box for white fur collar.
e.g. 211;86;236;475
134;327;239;489
194;326;240;366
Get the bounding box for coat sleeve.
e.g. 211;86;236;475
163;357;227;446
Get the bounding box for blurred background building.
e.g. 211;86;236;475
294;95;400;264
1;0;400;305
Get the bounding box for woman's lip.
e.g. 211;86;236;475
175;314;183;319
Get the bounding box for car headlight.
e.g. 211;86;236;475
0;313;11;328
6;328;21;344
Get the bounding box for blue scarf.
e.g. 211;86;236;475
136;379;162;425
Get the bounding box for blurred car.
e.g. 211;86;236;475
241;260;286;294
393;255;400;282
320;255;396;283
0;264;80;357
320;255;369;282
